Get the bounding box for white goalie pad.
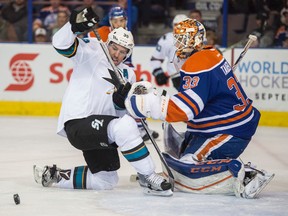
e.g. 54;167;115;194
162;153;244;196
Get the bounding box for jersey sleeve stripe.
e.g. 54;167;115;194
166;100;188;122
170;95;195;120
54;38;79;58
187;105;253;129
176;92;200;116
187;110;255;133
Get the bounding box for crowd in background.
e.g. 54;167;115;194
0;0;287;48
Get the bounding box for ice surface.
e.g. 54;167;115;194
0;116;287;216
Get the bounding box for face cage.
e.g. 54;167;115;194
173;34;194;59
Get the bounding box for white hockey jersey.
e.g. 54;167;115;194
52;22;136;137
150;32;185;76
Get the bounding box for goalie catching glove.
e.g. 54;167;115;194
124;81;169;120
70;7;99;34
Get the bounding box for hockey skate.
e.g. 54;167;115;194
241;163;275;199
137;172;173;196
33;164;62;187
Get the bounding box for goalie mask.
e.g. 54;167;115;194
173;18;206;59
107;27;134;61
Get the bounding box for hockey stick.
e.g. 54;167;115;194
232;34;257;71
91;28;175;190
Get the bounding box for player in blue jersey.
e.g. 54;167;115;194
125;18;274;198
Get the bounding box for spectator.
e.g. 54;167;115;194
33;18;43;32
205;30;220;47
250;11;275;47
189;9;203;22
34;27;48;43
138;0;167;28
1;0;27;42
39;0;70;31
274;9;288;47
82;0;104;20
50;11;69;39
0;16;18;42
189;9;212;32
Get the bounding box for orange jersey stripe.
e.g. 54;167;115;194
177;92;200;116
182;48;223;73
196;134;230;160
187;105;253;129
166;100;188;122
88;26;111;42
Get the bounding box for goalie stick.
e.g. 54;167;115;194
232;34;257;71
91;28;175;190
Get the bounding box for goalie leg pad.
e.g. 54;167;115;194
163;153;244;195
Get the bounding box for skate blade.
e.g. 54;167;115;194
33;165;44;184
142;188;173;197
251;173;275;199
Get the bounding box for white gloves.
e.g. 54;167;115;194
125;81;169;120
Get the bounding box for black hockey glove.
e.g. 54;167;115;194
112;82;132;109
70;7;99;34
152;68;169;85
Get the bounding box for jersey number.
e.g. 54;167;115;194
182;76;200;89
227;77;249;111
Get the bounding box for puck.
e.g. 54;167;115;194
13;194;20;205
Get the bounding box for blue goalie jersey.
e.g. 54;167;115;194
165;46;260;140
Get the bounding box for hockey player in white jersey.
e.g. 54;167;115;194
150;14;188;90
125;19;274;198
33;7;172;197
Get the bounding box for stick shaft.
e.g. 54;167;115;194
232;35;256;71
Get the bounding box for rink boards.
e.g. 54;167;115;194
0;43;287;126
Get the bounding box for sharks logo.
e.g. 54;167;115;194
91;118;104;130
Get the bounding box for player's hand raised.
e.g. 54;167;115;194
70;7;99;34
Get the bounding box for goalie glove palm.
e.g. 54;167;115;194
125;89;169;120
70;7;99;34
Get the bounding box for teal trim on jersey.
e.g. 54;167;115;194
122;143;150;162
122;69;128;79
73;166;87;189
54;38;79;58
